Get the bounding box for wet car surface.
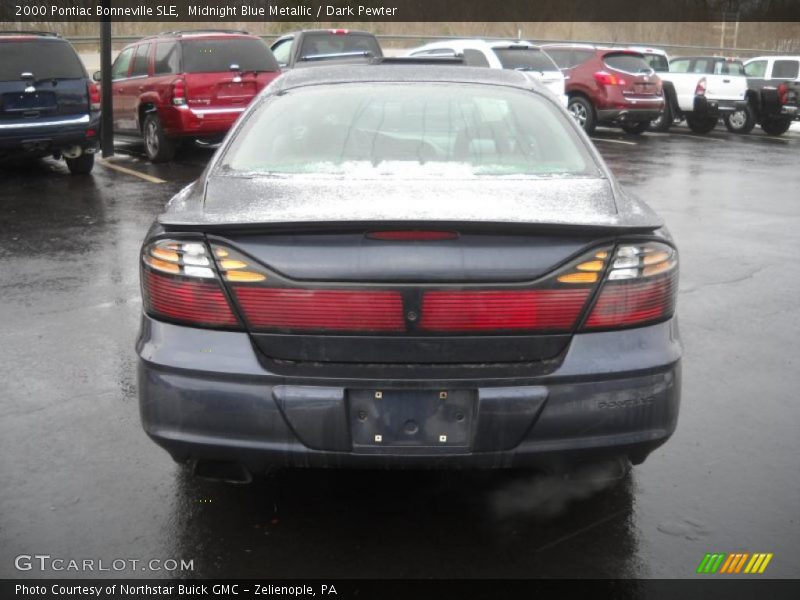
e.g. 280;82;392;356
1;127;798;578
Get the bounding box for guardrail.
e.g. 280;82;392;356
62;33;797;58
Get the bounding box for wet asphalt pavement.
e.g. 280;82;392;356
1;125;798;580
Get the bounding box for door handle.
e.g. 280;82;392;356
138;86;145;92
723;79;730;83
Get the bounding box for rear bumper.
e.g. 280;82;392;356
160;104;246;138
693;96;748;116
596;107;663;124
0;113;100;157
137;315;682;472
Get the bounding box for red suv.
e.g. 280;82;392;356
105;30;280;162
543;44;664;134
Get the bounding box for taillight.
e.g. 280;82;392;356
171;78;186;106
330;29;349;35
695;78;707;96
777;83;789;105
141;240;240;328
212;243;613;334
88;82;101;111
594;71;626;86
582;242;678;331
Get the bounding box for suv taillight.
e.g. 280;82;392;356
88;82;101;111
582;242;678;331
171;78;187;106
695;77;707;96
141;240;240;328
594;71;626;86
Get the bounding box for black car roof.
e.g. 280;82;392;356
270;64;541;93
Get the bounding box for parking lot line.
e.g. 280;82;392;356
98;159;166;184
665;132;726;142
590;137;638;146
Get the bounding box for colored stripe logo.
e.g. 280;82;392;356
697;553;773;574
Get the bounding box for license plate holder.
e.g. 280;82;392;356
349;389;475;452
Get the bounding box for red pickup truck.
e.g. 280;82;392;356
103;30;281;162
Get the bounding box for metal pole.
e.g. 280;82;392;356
100;15;113;158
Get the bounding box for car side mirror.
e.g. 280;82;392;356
229;63;241;71
93;71;102;82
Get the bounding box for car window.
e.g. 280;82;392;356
744;60;767;78
299;34;381;59
643;54;669;72
669;58;690;73
772;59;799;79
603;52;651;74
154;41;180;75
130;44;151;77
692;59;711;74
111;47;134;80
493;48;558;71
712;60;744;75
221;83;598;178
462;49;490;67
543;49;571;68
182;38;279;73
271;38;292;65
0;40;85;80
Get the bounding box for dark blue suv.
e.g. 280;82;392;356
0;32;101;174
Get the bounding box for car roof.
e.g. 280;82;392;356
628;46;668;56
269;64;544;93
745;55;800;62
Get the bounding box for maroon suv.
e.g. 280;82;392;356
104;30;281;162
543;44;664;134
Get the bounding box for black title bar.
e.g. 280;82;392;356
3;0;800;22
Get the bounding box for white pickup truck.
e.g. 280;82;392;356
632;48;749;134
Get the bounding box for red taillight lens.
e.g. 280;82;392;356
583;242;678;331
143;271;239;327
594;71;626;86
777;83;788;104
233;288;405;332
88;82;101;111
171;78;186;106
366;230;459;241
695;77;707;96
419;289;592;332
141;240;240;329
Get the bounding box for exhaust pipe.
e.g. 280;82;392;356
192;459;253;484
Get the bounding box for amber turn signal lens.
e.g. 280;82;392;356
558;272;598;283
576;260;604;272
225;271;267;282
144;255;181;274
219;259;248;270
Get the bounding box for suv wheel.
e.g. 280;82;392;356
65;153;95;175
760;117;792;136
723;106;756;134
143;114;176;163
620;121;650;135
686;116;718;134
567;96;596;134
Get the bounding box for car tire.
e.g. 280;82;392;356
143;113;176;163
620;121;650;135
65;153;95;175
723;105;756;134
650;101;673;132
760;117;792;136
686;115;718;134
567;96;597;134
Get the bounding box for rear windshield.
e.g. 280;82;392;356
221;83;597;178
0;40;84;80
298;34;381;60
181;38;278;73
493;48;558;72
603;53;652;74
